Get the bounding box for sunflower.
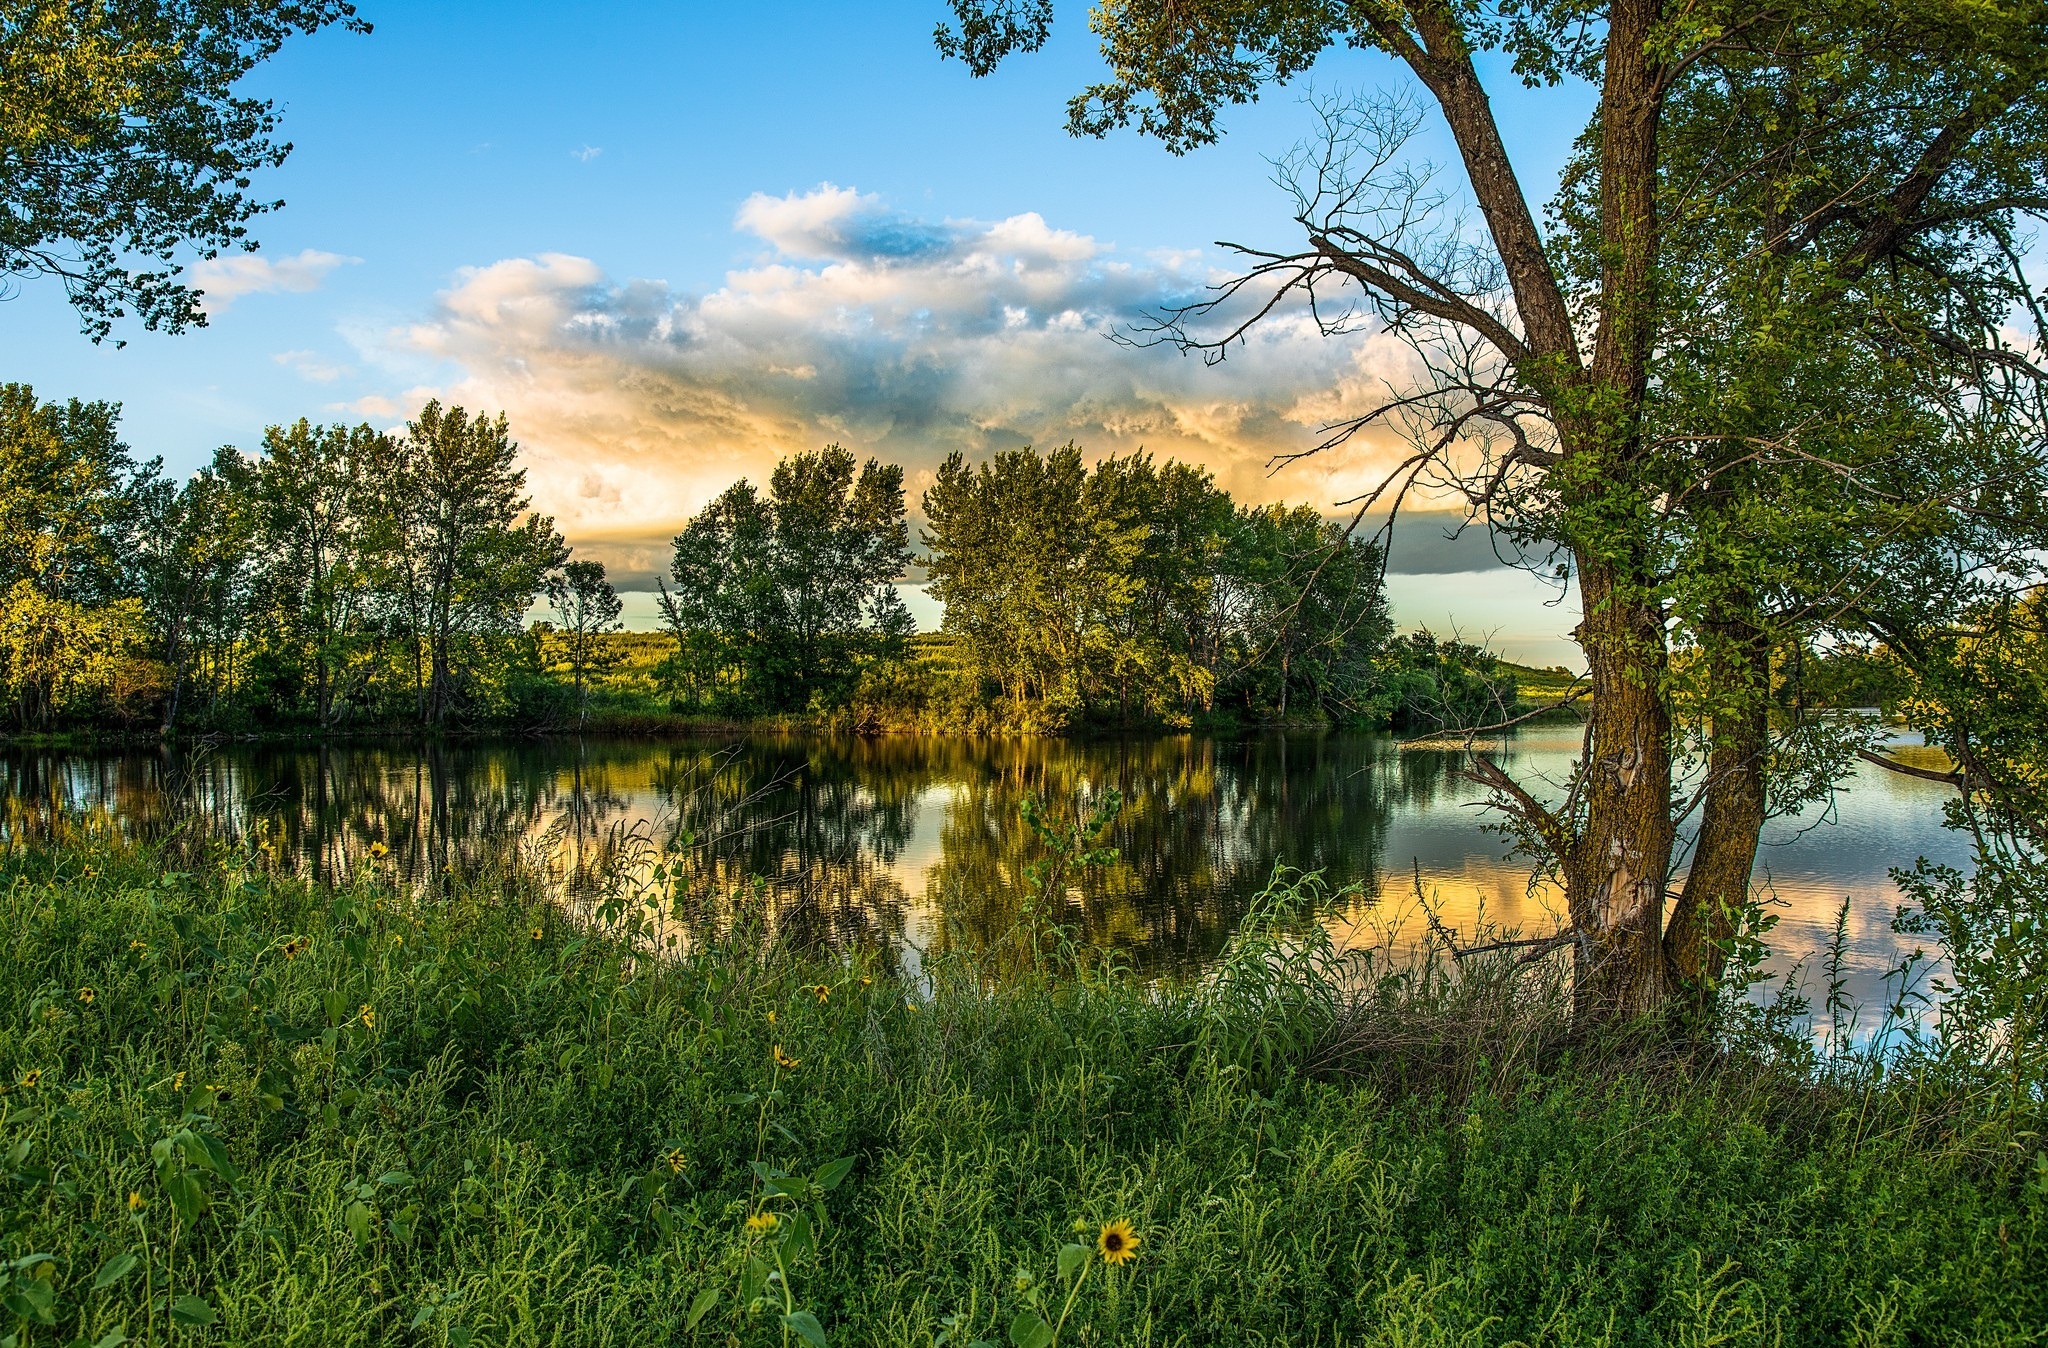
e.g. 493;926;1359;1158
1096;1219;1140;1266
531;925;544;941
745;1211;779;1234
358;1005;376;1029
127;1191;145;1211
368;841;390;859
661;1147;688;1173
772;1045;800;1070
810;984;830;1004
859;976;873;988
18;1070;41;1089
77;986;95;1005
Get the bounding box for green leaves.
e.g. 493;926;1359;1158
89;1254;136;1291
169;1294;216;1326
1008;1310;1054;1348
783;1309;829;1347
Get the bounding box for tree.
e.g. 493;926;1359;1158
939;0;2048;1019
661;446;913;713
133;447;254;732
369;402;567;728
544;559;624;727
247;419;385;727
1;0;368;342
0;383;150;727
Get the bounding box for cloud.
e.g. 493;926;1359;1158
273;349;350;383
572;145;603;162
193;248;359;312
380;183;1430;581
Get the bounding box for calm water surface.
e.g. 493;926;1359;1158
1;730;1969;1009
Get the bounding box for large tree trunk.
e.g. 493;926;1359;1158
1664;607;1769;1006
1561;555;1677;1019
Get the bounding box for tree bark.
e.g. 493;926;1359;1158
1664;608;1770;1006
1562;555;1676;1019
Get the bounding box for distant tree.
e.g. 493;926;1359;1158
0;383;150;727
1216;504;1390;721
544;559;624;726
247;419;384;727
133;448;255;732
662;446;913;713
365;402;567;728
0;0;368;342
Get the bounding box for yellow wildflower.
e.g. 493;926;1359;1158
810;984;830;1004
531;926;544;942
745;1211;779;1234
358;1005;376;1029
662;1148;688;1173
76;986;95;1005
127;1191;145;1211
368;841;390;859
1097;1219;1140;1266
19;1070;41;1089
772;1045;799;1070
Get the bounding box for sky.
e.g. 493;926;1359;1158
0;1;1599;665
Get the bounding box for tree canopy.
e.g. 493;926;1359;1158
0;0;366;341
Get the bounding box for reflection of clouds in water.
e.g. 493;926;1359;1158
0;732;1970;1016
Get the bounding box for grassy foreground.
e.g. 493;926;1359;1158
0;836;2043;1348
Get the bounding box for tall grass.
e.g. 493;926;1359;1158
0;830;2042;1347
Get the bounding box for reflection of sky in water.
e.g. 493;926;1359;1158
1;731;1972;1019
1335;728;1971;1017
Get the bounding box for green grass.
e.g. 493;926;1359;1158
0;833;2043;1347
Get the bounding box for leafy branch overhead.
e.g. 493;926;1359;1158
0;0;368;342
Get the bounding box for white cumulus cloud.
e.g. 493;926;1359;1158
375;184;1425;586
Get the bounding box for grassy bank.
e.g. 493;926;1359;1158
0;836;2042;1347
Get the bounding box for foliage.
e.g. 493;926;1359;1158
542;560;625;728
0;834;2042;1346
921;444;1394;729
0;0;368;341
661;446;913;716
0;384;155;730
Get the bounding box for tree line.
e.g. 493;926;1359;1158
660;441;1518;731
1;385;585;733
2;385;1525;737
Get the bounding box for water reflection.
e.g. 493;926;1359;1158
0;731;1973;1002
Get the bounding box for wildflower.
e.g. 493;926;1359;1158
19;1070;41;1089
810;983;830;1004
859;976;873;988
1097;1219;1140;1266
172;1071;186;1091
531;926;544;942
128;939;149;956
77;986;95;1005
368;841;390;859
358;1005;376;1029
772;1045;799;1070
765;1010;776;1026
745;1211;779;1235
127;1191;145;1211
281;936;309;960
661;1148;688;1173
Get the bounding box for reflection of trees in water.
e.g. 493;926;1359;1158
924;735;1399;974
1;733;1416;971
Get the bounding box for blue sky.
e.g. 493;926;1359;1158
0;1;1596;663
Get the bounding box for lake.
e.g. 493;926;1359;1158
0;728;1970;1013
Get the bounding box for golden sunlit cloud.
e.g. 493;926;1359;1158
383;185;1430;586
